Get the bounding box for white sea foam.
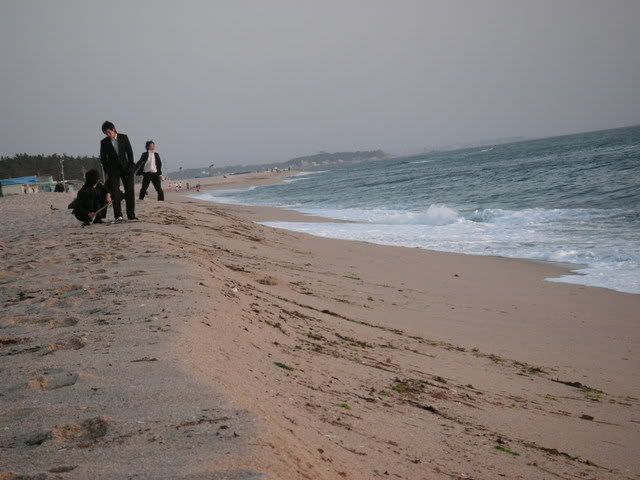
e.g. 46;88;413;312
189;185;257;205
257;205;640;294
547;261;640;293
285;170;329;179
295;205;460;226
410;159;437;165
282;176;311;184
192;183;640;294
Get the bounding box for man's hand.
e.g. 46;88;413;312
88;212;96;219
105;193;112;204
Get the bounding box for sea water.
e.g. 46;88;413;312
195;125;640;294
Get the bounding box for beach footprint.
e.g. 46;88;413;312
51;416;109;446
47;317;79;329
28;369;78;390
44;336;86;355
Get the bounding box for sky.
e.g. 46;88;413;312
1;1;639;168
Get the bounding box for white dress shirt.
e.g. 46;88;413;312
144;152;157;173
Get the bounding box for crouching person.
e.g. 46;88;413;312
71;169;111;225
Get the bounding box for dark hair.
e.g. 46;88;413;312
85;169;100;186
101;121;116;133
145;140;155;150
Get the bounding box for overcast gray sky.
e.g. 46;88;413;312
2;1;639;167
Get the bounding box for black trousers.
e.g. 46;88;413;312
139;172;164;201
107;168;135;219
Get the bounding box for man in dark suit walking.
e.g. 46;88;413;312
100;121;137;221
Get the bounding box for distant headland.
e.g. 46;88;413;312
167;150;390;179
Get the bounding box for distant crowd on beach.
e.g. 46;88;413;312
166;181;201;192
22;184;40;194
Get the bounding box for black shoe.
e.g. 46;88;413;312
128;216;139;221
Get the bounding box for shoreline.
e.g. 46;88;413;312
180;172;623;296
1;178;639;479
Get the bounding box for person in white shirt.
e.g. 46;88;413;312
135;140;165;201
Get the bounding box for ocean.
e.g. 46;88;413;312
194;125;640;294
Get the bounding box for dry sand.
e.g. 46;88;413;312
1;172;638;480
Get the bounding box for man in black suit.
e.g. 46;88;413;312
99;121;137;221
135;140;165;201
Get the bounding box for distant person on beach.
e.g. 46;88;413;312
70;169;111;225
135;140;165;201
54;182;65;192
100;121;137;221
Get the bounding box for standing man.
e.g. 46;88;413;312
99;121;137;221
135;140;165;201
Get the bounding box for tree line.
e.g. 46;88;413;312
0;154;102;181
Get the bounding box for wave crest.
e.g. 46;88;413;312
382;205;459;225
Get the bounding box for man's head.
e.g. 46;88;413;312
101;121;117;139
85;169;100;186
145;140;155;152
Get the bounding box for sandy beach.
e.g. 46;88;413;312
1;172;639;480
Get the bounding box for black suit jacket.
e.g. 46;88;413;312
71;183;108;217
100;133;134;173
135;152;163;176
